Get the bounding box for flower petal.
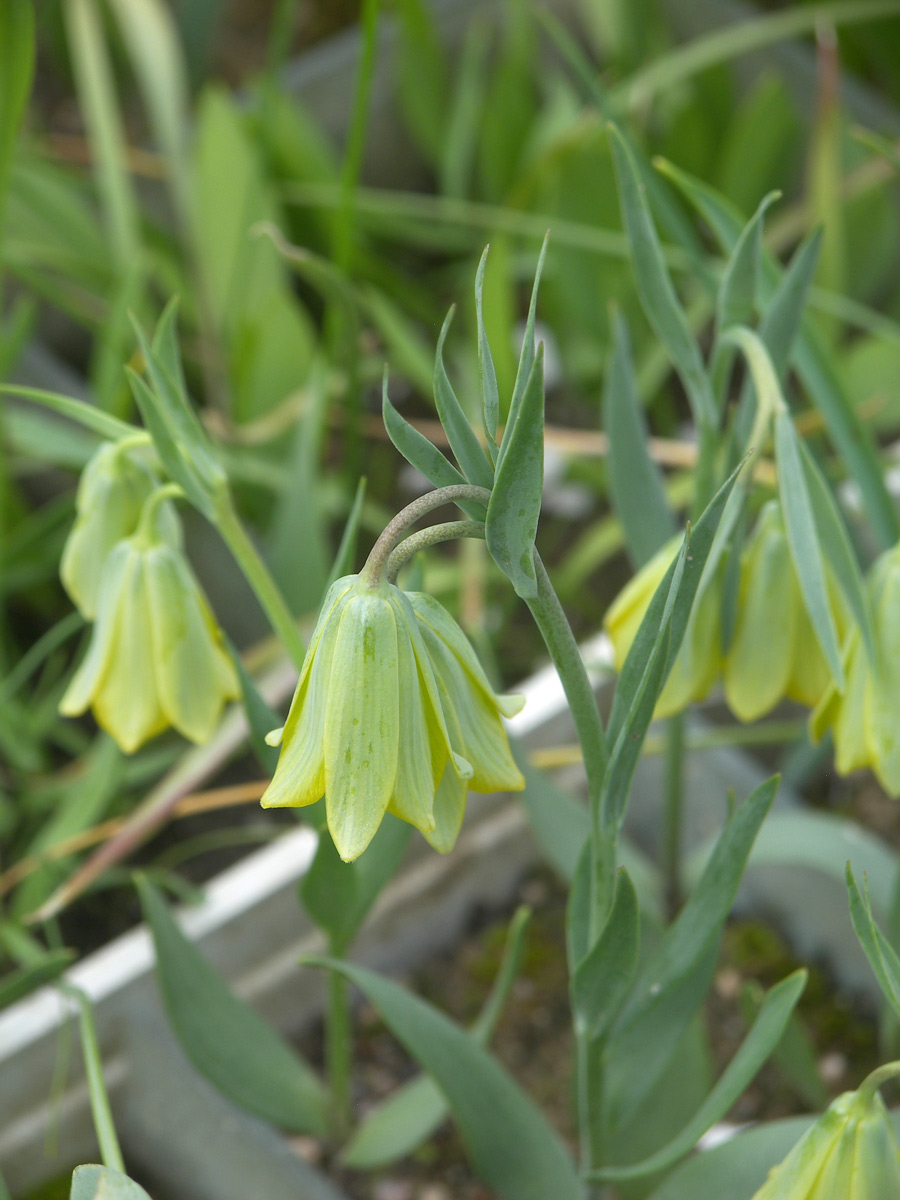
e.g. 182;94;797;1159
144;544;239;743
260;594;349;810
422;765;468;854
324;592;400;861
724;523;796;722
388;623;437;835
91;548;168;752
60;540;133;718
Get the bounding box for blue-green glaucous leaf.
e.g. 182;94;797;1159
846;863;900;1020
341;906;531;1170
608;125;716;428
70;1165;152;1200
604;311;675;567
715;190;781;334
137;876;327;1134
127;304;226;520
572;867;639;1040
475;245;501;449
382;376;487;521
775;411;844;686
504;231;549;470
434;305;493;489
486;344;545;600
604;777;779;1126
594;970;807;1183
305;957;580;1200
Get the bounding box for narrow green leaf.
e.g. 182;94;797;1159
798;435;875;659
505;232;549;466
137;876;327;1134
594;971;807;1182
606;777;779;1124
847;864;900;1021
485;345;544;600
70;1165;152;1200
774;411;843;685
607;462;742;748
716;190;781;333
300;815;411;953
126;369;213;519
327;476;367;588
0;949;75;1010
608;125;715;427
567;842;593;974
341;907;531;1169
64;0;140;267
382;376;487;521
739;982;827;1109
657;158;899;548
0;383;136;442
758;228;823;381
0;0;34;216
604;311;675;567
434;306;493;488
305;957;580;1200
572;868;639;1040
475;245;501;449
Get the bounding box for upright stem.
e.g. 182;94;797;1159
663;712;685;919
214;498;307;670
326;950;353;1142
526;554;611;1180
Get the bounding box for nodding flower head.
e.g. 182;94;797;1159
811;544;900;795
61;437;179;620
60;489;238;753
725;502;845;722
261;574;524;862
751;1067;900;1199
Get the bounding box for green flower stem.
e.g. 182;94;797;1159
859;1061;900;1102
385;520;485;582
663;712;685;920
526;554;613;1179
326;960;353;1142
362;485;492;586
214;496;307;671
61;985;126;1174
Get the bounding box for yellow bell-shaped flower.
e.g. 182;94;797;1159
811;545;900;794
61;437;178;619
751;1067;900;1199
724;502;844;721
261;575;524;862
60;489;239;752
604;535;722;719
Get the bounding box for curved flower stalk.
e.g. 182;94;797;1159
751;1064;900;1199
811;544;900;794
724;502;847;721
61;436;179;619
604;535;722;719
261;573;524;862
60;488;239;753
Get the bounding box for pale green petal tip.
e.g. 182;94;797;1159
265;726;284;747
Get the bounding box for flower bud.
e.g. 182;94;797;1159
61;438;179;619
751;1067;900;1199
604;536;722;719
59;490;238;752
811;544;900;794
261;575;524;862
724;503;844;722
